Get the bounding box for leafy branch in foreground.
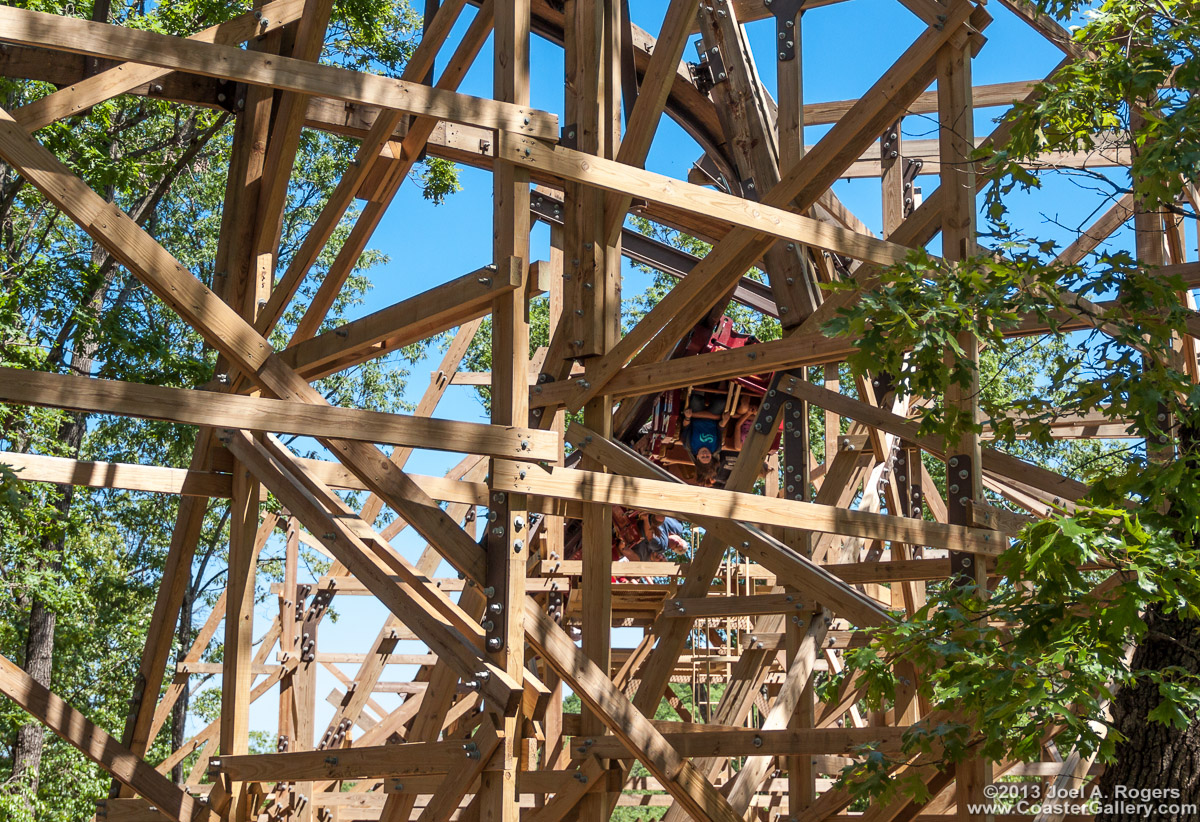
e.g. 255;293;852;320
820;0;1200;805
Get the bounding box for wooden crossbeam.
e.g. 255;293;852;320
0;655;213;822
578;726;907;759
213;737;485;781
0;6;557;139
498;131;912;267
523;602;745;822
493;461;1003;555
567;1;991;410
0;366;555;460
224;430;522;713
775;373;1091;504
564;423;894;627
280;260;537;382
10;0;304;131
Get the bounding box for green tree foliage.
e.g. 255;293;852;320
0;2;459;817
820;0;1200;804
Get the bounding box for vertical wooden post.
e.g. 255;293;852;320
221;465;260;821
485;0;531;817
292;591;318;822
938;28;991;822
566;1;622;818
276;519;299;813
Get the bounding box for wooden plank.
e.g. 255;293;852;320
567;1;991;409
212;738;484;781
0;6;557;139
224;431;522;713
564;423;894;628
494;461;1002;555
661;593;811;618
11;0;305;131
0;366;555;461
774;374;1090;504
523;602;745;822
481;0;533;817
221;466;260;819
499;131;912;268
530;329;855;407
279;263;524;381
580;724;905;759
0;654;213;822
0;450;233;498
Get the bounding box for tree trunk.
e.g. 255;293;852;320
1096;606;1200;822
10;410;82;792
171;587;193;784
10;597;57;792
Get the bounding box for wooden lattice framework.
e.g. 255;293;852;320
0;0;1191;820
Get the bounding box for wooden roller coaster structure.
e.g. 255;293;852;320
0;0;1186;819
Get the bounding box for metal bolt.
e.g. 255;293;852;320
514;540;524;553
482;620;495;631
487;637;502;650
753;735;763;748
958;469;969;479
491;526;505;537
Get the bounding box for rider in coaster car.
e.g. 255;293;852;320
681;392;728;485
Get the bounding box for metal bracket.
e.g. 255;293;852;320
763;0;805;61
903;158;924;217
560;123;578;150
946;453;976;584
880;127;900;162
213;78;238;112
781;399;807;502
689;40;728;95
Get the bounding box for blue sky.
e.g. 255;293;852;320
227;0;1143;743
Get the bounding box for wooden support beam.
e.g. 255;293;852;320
564;422;894;627
0;6;558;139
775;375;1089;504
224;430;522;713
482;0;532;817
580;723;906;760
278;261;531;381
493;461;1003;555
0;366;556;460
0;655;213;822
498;132;913;268
10;0;304;131
568;1;990;409
523;602;745;822
212;738;488;781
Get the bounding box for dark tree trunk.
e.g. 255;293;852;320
10;597;57;792
170;587;193;784
10;411;83;792
1096;606;1200;822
